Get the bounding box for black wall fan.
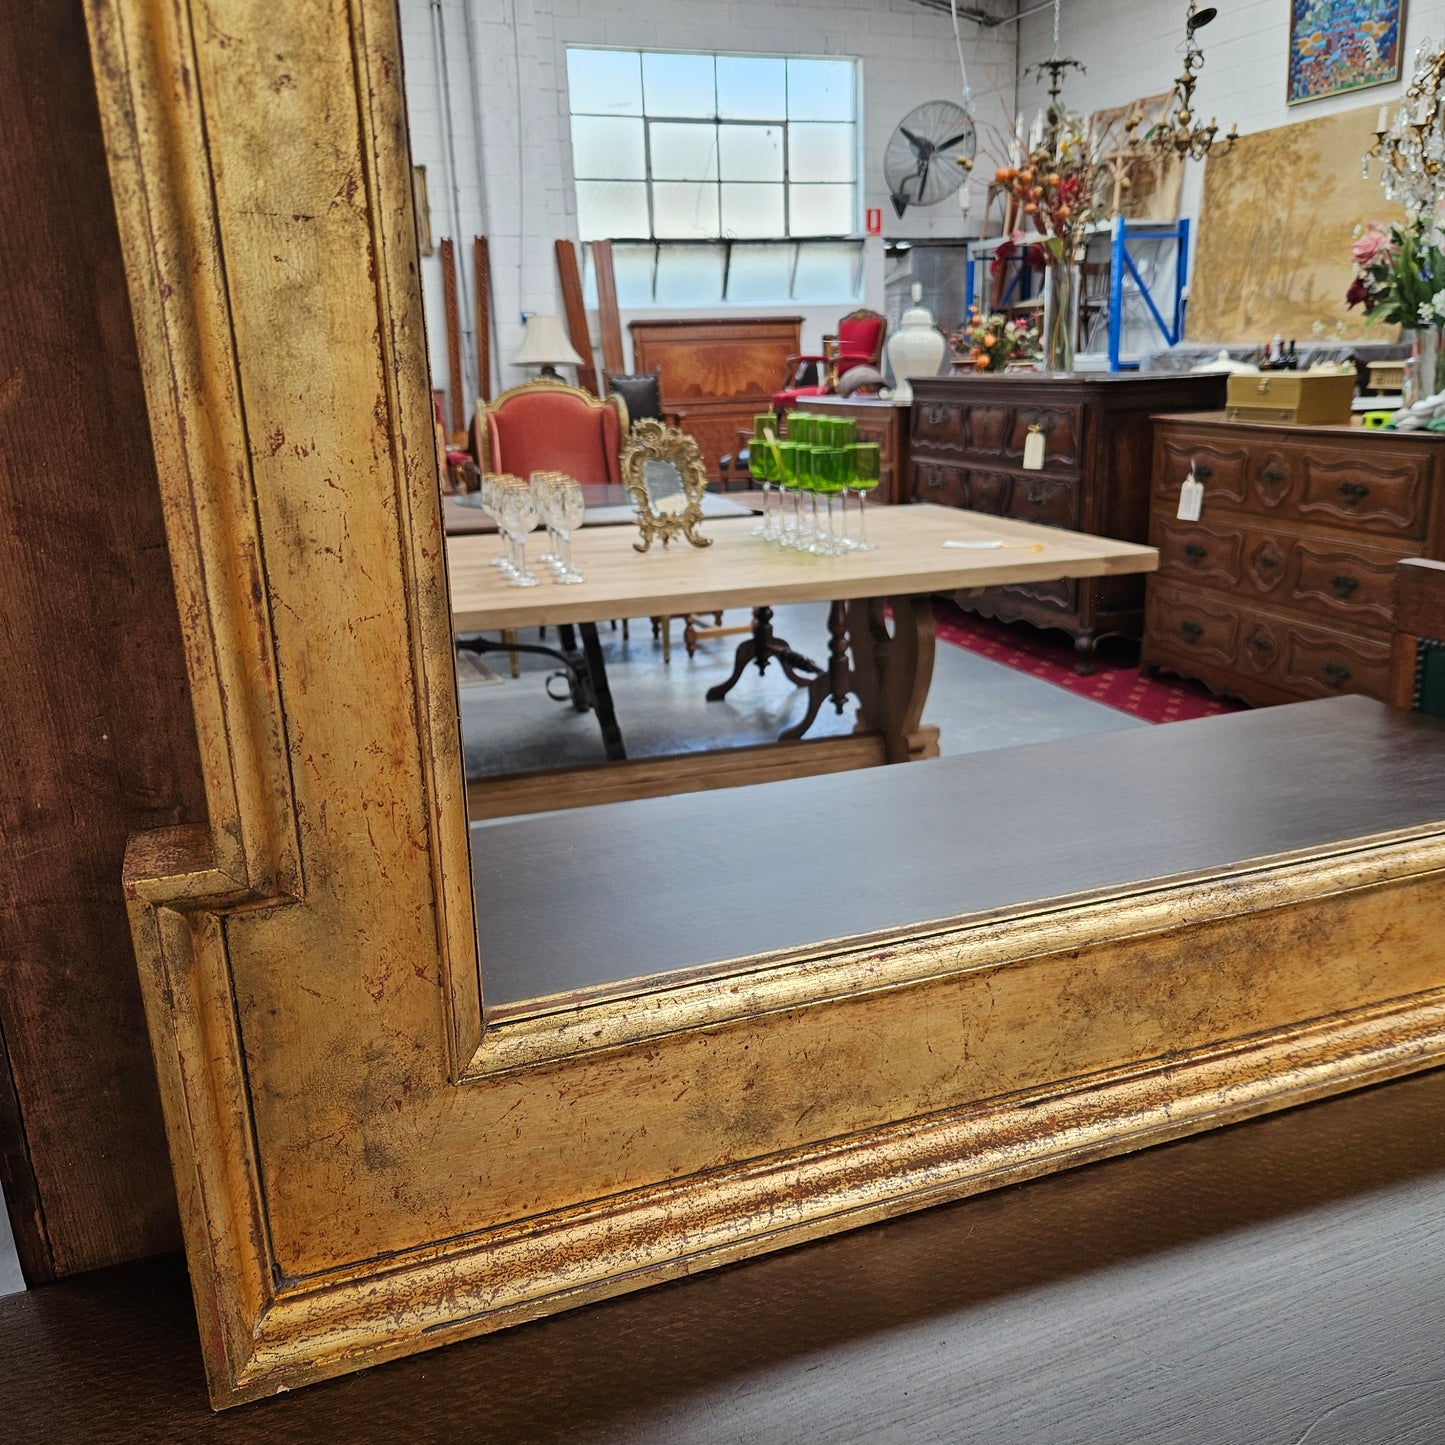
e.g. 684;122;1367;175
883;100;976;219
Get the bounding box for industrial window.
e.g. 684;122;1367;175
568;48;863;305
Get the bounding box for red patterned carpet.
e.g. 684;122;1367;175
932;600;1247;725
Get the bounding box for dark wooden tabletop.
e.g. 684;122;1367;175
472;695;1445;1007
4;1062;1445;1442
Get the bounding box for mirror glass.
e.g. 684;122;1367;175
398;6;1143;1019
641;457;686;515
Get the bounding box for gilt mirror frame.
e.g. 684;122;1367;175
620;420;711;553
83;0;1445;1411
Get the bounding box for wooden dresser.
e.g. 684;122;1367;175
908;372;1227;669
1142;413;1445;706
629;316;801;483
809;395;910;504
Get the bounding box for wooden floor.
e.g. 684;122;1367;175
5;1063;1445;1442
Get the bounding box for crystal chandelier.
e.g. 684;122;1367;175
1364;38;1445;219
1127;2;1238;162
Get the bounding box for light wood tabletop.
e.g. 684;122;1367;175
447;502;1157;631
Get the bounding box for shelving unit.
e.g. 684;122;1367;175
1077;216;1191;372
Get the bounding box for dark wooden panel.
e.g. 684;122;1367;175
554;239;595;396
473;236;492;403
590;240;624;376
5;1064;1445;1441
0;0;205;1277
472;696;1445;1006
439;238;464;434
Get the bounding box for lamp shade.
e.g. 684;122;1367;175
513;313;584;367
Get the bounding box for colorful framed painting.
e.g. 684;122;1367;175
1288;0;1406;105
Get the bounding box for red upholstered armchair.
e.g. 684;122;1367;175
772;308;887;413
475;379;625;484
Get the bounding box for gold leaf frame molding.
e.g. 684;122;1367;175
85;0;1445;1410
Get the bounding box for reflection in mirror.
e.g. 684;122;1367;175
398;4;1166;1017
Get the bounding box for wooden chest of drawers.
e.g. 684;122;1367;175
1142;414;1445;705
629;316;801;484
908;373;1227;670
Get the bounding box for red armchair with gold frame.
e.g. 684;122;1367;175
474;378;626;484
772;308;887;413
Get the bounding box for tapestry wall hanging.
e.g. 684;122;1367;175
1288;0;1405;105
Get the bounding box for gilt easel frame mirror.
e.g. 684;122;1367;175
620;419;711;552
83;0;1445;1411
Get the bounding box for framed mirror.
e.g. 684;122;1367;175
82;0;1445;1412
622;420;711;551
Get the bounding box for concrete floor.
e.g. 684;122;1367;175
0;606;1142;1299
462;602;1145;782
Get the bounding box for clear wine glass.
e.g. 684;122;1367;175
555;479;586;583
502;482;540;586
531;471;561;571
481;474;516;576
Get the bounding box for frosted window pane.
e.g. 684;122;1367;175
719;125;783;181
789;184;855;236
654;244;726;305
642;52;716;117
652;181;720;238
575;180;649;240
789;123;854;182
717;57;786;120
611;244;657;305
567;49;642;116
792;241;862;301
721;184;784;238
570;116;646;180
725;244;793;303
787;59;854;121
649;123;719;181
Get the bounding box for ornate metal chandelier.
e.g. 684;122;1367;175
1127;2;1238;162
1365;38;1445;218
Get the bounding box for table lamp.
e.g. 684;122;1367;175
513;313;584;380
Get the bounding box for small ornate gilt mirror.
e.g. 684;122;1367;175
621;419;711;553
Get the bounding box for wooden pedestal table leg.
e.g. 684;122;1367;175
848;596;941;764
706;606;821;702
779;600;856;742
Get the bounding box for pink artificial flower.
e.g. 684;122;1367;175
1352;224;1393;266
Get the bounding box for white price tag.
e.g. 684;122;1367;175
1022;427;1046;471
1177;468;1204;522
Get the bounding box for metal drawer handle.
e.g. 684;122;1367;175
1249;636;1274;652
1179;621;1204;641
1323;662;1352;685
1260;467;1286;484
1026;485;1048;504
1194;463;1213;480
1257;553;1281;569
1183;543;1208;561
1330;574;1361;594
1337;481;1371;502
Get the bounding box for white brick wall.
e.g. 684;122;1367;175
400;0;1020;403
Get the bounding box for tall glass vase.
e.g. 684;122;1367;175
1042;260;1078;373
1404;326;1445;406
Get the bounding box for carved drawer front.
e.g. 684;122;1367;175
1247;451;1295;511
1155;519;1244;588
1147;584;1238;667
912;460;968;507
1007;406;1083;468
1278;623;1392;700
1000;577;1077;613
1288;543;1399;627
967;469;1011;515
1297;454;1428;538
960;404;1010;454
1156;434;1250;507
1244;533;1290;595
914;401;968;450
1007;472;1080;530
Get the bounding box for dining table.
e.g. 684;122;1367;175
448;503;1157;819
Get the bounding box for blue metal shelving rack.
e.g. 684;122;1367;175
1097;215;1190;371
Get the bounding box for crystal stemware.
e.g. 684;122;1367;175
554;479;587;583
501;481;540;586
